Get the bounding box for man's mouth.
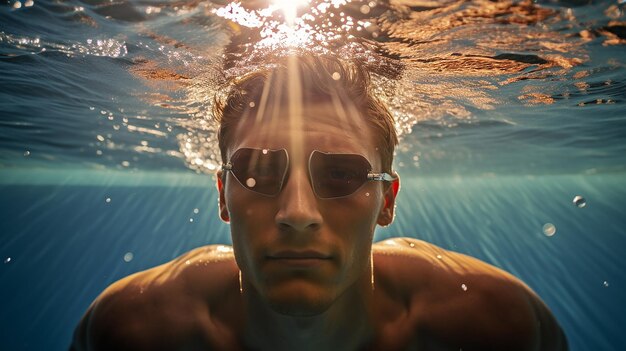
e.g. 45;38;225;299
267;250;332;267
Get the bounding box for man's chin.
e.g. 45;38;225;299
264;284;335;317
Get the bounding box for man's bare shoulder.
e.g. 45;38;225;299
373;237;567;350
71;245;241;351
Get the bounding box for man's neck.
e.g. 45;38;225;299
241;275;374;351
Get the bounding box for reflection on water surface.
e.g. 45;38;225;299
1;0;624;175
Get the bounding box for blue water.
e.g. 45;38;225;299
2;0;626;350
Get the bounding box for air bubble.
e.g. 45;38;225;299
436;254;442;259
13;1;21;9
331;72;341;80
105;197;111;203
249;102;256;108
603;281;609;287
543;223;556;237
246;178;257;188
461;284;468;291
573;195;586;208
409;242;415;248
360;5;370;14
189;218;194;222
23;151;30;157
193;208;199;214
4;257;11;264
123;252;133;262
365;192;370;197
24;1;34;8
121;161;130;167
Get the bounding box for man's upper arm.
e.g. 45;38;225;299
69;280;149;351
69;306;91;351
529;292;569;350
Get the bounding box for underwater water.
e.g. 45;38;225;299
1;0;625;350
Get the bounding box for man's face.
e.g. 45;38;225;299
217;101;397;316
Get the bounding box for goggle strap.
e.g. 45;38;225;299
367;172;397;182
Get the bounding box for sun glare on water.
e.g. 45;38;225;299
213;0;357;51
272;0;309;25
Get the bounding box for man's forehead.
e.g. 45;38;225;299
231;101;374;152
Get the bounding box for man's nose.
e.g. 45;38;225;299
275;167;323;232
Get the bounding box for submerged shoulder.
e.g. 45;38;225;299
70;245;239;351
374;237;567;350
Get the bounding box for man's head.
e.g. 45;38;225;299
214;55;400;316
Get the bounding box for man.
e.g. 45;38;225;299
70;55;567;350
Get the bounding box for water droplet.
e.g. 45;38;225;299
216;245;233;253
105;197;111;203
193;208;199;214
603;281;609;287
23;150;30;157
246;178;257;188
123;252;133;262
573;195;586;208
461;284;468;291
331;72;341;80
4;257;11;264
543;223;556;237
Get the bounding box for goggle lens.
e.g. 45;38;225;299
309;151;371;198
227;148;288;196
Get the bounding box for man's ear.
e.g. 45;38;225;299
377;175;400;226
216;170;230;223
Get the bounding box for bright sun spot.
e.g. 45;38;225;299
272;0;309;25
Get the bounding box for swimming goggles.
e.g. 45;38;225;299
222;148;397;199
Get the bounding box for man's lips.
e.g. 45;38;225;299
267;250;331;259
266;250;332;267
